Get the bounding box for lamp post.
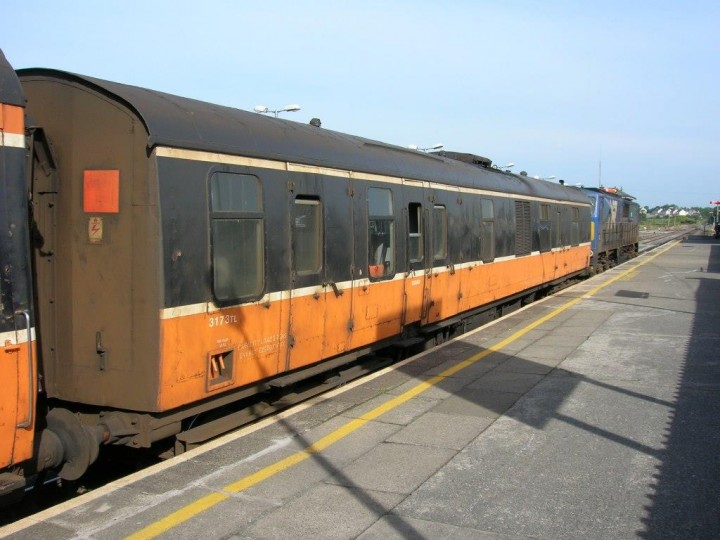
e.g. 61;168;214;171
254;104;301;118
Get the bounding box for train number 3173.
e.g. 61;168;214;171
208;315;238;327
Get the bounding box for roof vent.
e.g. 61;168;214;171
431;150;492;168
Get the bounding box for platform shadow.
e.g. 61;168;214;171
189;234;719;539
638;236;720;539
267;235;720;538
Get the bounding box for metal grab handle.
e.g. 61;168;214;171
15;310;34;429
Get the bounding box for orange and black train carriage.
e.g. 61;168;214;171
1;49;37;500
0;48;637;502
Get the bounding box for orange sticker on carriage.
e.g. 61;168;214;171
83;170;120;213
0;104;24;134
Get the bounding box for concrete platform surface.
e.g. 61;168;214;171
2;235;719;539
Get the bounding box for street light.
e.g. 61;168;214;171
408;143;444;152
254;104;301;117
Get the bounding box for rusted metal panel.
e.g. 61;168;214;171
21;77;161;411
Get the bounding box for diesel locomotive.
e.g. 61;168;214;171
0;48;638;502
582;186;640;273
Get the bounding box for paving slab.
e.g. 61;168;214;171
326;441;456;494
386;412;493;450
239;484;404;540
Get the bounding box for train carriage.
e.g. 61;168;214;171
2;57;596;499
0;50;37;499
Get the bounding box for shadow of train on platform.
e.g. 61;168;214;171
639;236;720;539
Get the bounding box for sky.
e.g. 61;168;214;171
3;0;718;209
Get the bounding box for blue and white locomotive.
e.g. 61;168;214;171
581;186;640;273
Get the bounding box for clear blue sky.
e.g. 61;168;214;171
3;0;718;208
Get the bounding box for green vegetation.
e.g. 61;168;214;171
640;205;717;230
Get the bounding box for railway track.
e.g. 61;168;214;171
639;226;699;251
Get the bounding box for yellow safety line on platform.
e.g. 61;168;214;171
125;241;679;540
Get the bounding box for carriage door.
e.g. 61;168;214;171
420;186;447;325
402;180;433;326
1;105;32;470
286;186;326;372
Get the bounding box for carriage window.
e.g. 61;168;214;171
480;198;495;263
539;204;552;252
294;197;322;275
368;188;395;279
433;205;447;260
210;172;264;301
588;195;597;216
408;202;423;263
571;206;580;246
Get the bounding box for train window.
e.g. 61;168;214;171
571;206;580;246
210;172;264;301
480;199;495;263
539;204;552;252
367;188;395;279
210;173;260;211
459;203;481;262
293;197;322;275
433;205;447;260
408;202;423;263
588;195;597;216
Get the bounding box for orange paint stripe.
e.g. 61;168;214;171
155;245;592;411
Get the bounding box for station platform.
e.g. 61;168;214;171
2;235;719;539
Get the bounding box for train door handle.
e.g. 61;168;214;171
324;281;343;298
96;331;107;371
